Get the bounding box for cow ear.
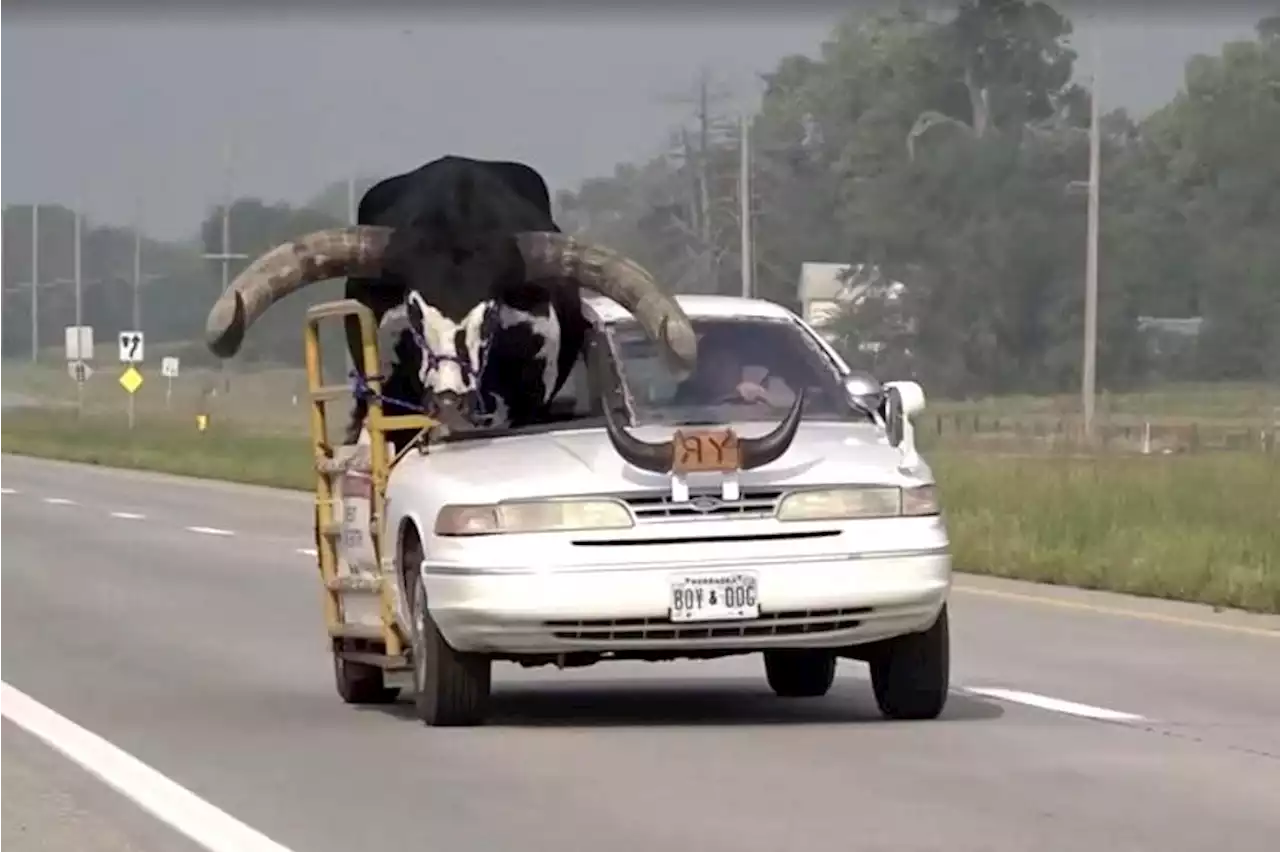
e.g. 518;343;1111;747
405;291;428;332
462;300;493;340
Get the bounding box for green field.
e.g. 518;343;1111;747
4;397;1276;615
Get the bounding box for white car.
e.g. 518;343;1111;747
323;294;951;726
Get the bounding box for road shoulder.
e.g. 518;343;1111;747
2;720;209;852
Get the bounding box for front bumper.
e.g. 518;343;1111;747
423;547;951;655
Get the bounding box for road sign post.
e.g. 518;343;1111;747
118;330;145;363
118;332;145;429
161;356;180;410
119;365;144;429
65;325;94;419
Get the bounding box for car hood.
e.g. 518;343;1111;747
413;421;931;501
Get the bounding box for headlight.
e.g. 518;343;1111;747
775;485;940;521
434;499;634;536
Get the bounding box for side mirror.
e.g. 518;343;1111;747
884;386;905;447
883;380;926;417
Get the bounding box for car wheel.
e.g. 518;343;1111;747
332;648;400;705
404;536;491;727
869;603;950;720
763;649;837;697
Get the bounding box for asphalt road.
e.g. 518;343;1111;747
2;453;1278;852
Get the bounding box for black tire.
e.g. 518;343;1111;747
403;533;491;727
332;649;401;705
869;603;950;720
763;649;837;698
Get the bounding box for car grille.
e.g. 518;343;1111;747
620;488;784;523
544;607;871;641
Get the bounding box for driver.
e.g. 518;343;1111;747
672;327;796;408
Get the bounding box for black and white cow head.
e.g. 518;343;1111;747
400;292;497;427
399;290;568;429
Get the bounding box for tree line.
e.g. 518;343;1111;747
4;1;1277;399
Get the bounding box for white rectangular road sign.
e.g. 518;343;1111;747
161;356;180;378
118;331;145;363
64;326;94;361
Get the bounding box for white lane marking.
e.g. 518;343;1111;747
185;526;235;537
1;487;17;494
111;511;147;520
43;497;77;505
295;548;317;557
0;681;297;852
966;687;1145;722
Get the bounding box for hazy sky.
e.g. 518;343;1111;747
2;3;1270;241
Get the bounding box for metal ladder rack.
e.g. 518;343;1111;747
302;299;434;669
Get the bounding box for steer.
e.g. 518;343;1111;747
202;154;801;462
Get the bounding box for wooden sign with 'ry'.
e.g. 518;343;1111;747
671;427;741;474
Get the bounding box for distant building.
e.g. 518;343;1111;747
797;262;907;352
1136;315;1203;361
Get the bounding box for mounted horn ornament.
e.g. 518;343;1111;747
602;388;806;475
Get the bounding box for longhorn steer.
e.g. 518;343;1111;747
203;154;804;471
204;155;702;442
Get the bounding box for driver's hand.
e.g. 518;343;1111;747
736;381;768;402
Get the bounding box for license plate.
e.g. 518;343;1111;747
669;572;760;623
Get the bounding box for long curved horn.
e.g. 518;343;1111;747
514;233;697;380
601;389;674;474
205;226;394;359
602;390;807;474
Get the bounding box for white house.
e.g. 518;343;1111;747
797;262;907;352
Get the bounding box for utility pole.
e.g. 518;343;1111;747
739;113;753;299
0;205;5;358
74;206;84;333
202;140;249;298
658;68;735;293
74;205;84;418
202;140;249;390
132;197;143;330
697;68;712;249
30;204;39;362
1081;40;1101;444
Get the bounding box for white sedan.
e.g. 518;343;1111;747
331;294;951;726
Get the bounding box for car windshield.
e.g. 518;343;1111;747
606;315;870;427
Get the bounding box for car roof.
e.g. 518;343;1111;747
583;293;799;325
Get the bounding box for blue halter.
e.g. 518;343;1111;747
349;304;501;422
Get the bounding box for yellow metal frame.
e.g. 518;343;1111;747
303;299;435;667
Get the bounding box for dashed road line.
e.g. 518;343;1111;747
1;487;17;494
965;687;1145;722
1;681;297;852
185;526;236;537
0;489;1179;731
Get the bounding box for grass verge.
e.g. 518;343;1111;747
933;452;1279;614
4;407;1277;614
1;408;314;490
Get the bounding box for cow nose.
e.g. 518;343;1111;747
432;391;479;430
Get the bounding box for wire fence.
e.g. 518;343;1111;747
914;411;1280;455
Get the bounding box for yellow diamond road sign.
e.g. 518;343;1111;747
119;365;144;394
